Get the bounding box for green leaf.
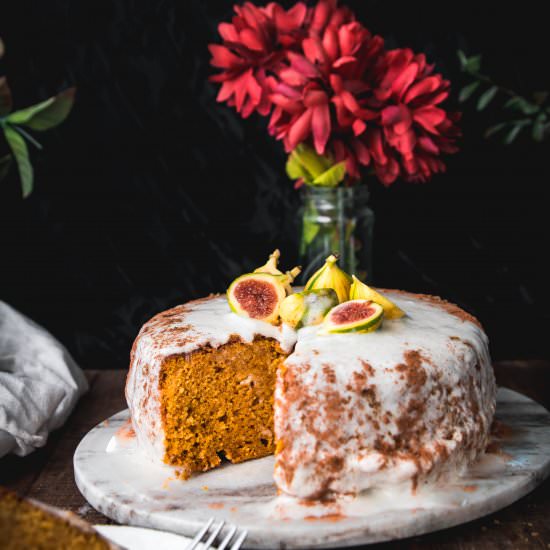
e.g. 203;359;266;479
484;122;509;139
457;50;481;73
300;202;321;254
344;218;356;243
477;86;498;111
25;87;76;130
7;98;55;124
0;76;13;116
504;96;539;115
3;125;34;197
286;150;313;183
0;153;12;181
532;112;548;142
311;161;347;187
459;81;480;103
7;87;76;130
465;54;482;73
295;144;332;178
503;124;524;145
302;219;320;246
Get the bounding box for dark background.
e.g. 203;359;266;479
0;0;548;369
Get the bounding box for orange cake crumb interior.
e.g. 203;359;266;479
0;488;111;550
159;336;287;477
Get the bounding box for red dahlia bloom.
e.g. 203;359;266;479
208;2;307;118
371;48;460;183
268;19;384;157
209;1;460;186
308;0;356;36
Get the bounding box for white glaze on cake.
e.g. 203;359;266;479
126;291;496;499
275;291;496;498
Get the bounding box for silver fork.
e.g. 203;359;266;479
185;517;248;550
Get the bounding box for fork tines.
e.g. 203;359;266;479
185;517;248;550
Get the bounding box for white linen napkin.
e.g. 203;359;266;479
0;300;88;458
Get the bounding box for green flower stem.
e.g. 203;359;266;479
464;70;518;99
11;124;43;150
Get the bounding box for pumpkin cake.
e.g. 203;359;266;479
0;487;120;550
159;336;286;474
126;258;496;500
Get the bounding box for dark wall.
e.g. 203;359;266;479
1;0;548;368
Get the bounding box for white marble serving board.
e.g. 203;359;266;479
74;389;550;549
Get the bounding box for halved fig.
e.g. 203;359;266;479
320;299;384;334
227;273;286;324
279;288;338;328
349;275;405;319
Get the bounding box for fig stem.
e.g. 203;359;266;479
288;266;301;279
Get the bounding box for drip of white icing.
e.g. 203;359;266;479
147;298;297;356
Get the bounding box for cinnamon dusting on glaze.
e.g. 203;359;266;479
378;288;483;328
126;290;495;501
304;514;346;522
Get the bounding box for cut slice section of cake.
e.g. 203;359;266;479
125;296;296;475
159;336;286;477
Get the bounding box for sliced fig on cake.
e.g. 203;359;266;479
280;288;339;328
349;275;406;319
227;273;287;324
304;254;352;303
320;299;384;334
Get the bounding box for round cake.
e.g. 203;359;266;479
126;288;496;500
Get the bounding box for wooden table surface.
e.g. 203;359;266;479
2;363;550;549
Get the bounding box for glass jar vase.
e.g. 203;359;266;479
298;186;374;283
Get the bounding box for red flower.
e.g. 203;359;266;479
370;48;460;183
268;18;384;156
209;1;460;186
208;2;307;118
308;0;356;36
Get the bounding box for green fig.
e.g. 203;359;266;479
349;276;406;319
279;288;339;328
254;250;301;294
254;249;283;276
304;254;352;303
